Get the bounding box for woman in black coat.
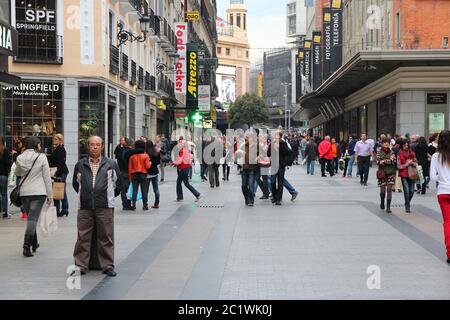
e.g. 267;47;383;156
49;134;69;216
0;136;12;219
146;140;161;209
414;136;430;195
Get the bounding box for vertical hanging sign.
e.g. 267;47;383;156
322;8;332;81
296;48;304;100
312;31;322;90
330;0;343;74
186;43;199;108
303;40;312;93
175;23;188;94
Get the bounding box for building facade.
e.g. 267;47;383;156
294;0;450;141
3;0;217;167
216;0;250;108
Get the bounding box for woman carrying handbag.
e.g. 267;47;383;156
48;134;69;217
14;137;53;257
376;138;397;214
397;140;418;213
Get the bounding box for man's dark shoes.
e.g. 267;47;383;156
275;202;282;206
143;205;149;211
447;258;450;264
291;192;298;202
260;195;269;200
103;267;117;277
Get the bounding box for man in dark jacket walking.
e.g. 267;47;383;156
268;131;290;205
114;137;131;210
304;138;318;175
72;136;122;277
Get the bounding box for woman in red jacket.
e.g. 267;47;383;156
397;140;418;213
128;140;151;210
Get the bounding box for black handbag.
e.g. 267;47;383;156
10;155;41;208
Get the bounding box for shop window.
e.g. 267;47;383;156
377;94;396;137
79;82;105;159
129;96;136;140
118;93;126;139
4;81;63;152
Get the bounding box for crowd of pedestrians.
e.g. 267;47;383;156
3;126;449;273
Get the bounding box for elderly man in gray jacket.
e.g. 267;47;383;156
72;136;122;277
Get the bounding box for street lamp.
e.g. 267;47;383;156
117;14;151;47
280;82;291;131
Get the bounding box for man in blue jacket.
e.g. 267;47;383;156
346;136;357;177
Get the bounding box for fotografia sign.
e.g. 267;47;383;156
0;20;17;56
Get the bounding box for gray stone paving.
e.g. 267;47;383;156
0;163;449;300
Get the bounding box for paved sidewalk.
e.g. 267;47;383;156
0;164;449;299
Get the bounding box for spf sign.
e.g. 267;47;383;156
26;9;56;23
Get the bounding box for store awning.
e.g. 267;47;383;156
0;71;21;87
294;50;450;121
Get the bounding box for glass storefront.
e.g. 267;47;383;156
3;80;63;152
79;82;105;158
377;94;396;137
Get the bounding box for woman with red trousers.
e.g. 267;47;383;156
430;130;450;264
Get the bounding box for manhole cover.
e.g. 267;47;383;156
198;205;225;209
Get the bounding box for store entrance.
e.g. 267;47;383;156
108;104;115;158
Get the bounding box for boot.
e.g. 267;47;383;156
23;235;34;257
380;194;385;210
32;232;40;253
386;199;392;214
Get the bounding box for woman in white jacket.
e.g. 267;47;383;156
15;137;53;257
430;130;450;264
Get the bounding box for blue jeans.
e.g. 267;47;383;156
401;177;415;210
54;173;69;216
147;176;160;205
241;169;256;204
307;160;315;175
0;176;8;214
347;155;355;176
177;168;200;200
283;178;297;194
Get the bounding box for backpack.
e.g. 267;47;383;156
285;147;296;167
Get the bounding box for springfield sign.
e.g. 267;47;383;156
3;82;61;97
175;23;188;94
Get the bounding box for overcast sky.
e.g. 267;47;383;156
217;0;287;64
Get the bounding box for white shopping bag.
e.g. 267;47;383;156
8;162;16;188
417;165;425;186
39;202;58;237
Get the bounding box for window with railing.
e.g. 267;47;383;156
130;61;137;85
138;66;144;89
110;45;120;75
121;53;129;81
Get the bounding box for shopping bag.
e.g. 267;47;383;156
127;184;142;201
417;165;425;185
39;203;58;237
52;182;65;200
8;163;16;188
408;165;420;181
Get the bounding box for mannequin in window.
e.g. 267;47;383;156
32;124;44;138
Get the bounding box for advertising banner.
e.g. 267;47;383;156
296;49;304;100
175;23;187;94
330;0;343;74
312;31;322;90
303;40;312;92
257;71;263;98
322;8;332;81
15;0;58;62
198;85;211;112
186;43;199;108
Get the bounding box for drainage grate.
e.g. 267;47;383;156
198;205;225;209
391;204;405;208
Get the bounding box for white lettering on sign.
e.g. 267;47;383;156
0;25;13;52
175;23;188;94
26;9;56;23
